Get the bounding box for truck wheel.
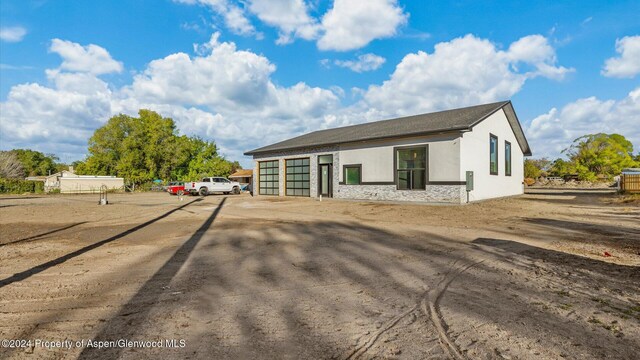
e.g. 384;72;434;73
233;186;240;195
199;187;208;196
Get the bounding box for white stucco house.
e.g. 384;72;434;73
245;101;532;203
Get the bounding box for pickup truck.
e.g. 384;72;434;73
185;177;242;196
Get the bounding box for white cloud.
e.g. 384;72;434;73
334;53;386;72
0;74;113;159
0;26;27;42
0;64;34;70
248;0;320;44
318;0;408;51
122;34;339;157
177;0;407;51
507;35;572;80
49;39;123;75
0;38;122;159
319;58;331;68
0;35;339;164
362;34;572;117
0;33;577;166
527;88;640;157
129;33;277;110
174;0;257;37
602;35;640;78
223;3;259;36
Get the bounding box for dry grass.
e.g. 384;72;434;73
604;193;640;204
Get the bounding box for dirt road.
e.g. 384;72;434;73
0;191;638;359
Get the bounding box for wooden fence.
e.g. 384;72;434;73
621;174;640;193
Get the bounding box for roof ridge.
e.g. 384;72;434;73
309;100;510;135
245;100;522;156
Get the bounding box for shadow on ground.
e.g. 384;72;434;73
79;216;640;359
0;199;202;288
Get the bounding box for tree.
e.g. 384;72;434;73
0;151;25;178
549;158;576;177
230;161;242;173
82;109;238;185
10;149;59;176
183;137;234;180
524;158;551;179
82;110;179;183
561;133;639;180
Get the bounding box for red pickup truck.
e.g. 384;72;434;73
167;181;186;195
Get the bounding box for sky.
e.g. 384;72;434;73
1;0;639;167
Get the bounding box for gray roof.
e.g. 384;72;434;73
245;101;532;156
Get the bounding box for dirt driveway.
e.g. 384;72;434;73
0;190;638;359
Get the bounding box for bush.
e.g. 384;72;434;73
122;182;156;192
135;182;155;192
0;178;44;194
524;178;536;186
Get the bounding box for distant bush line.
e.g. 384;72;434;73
0;178;44;194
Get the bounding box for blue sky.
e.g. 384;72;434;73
1;0;639;166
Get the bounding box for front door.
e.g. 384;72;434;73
319;164;332;197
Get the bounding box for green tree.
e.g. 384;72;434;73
549;158;576;177
524;158;551;179
230;161;242;173
10;149;59;176
83;110;178;184
71;160;87;174
82;109;238;185
561;133;639;180
183;137;233;180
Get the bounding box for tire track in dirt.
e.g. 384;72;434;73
345;304;418;359
421;260;483;360
345;260;482;360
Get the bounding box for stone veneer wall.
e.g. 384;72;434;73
334;184;465;203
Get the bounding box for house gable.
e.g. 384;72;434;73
469;102;531;156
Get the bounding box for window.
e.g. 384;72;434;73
505;141;512;176
285;158;310;196
318;155;333;164
202;178;211;182
259;160;279;195
343;165;361;185
490;134;498;175
396;147;426;190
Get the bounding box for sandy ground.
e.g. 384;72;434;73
0;190;638;359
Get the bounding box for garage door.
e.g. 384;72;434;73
259;160;279;195
285;158;310;196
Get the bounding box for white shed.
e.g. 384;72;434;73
45;169;124;193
